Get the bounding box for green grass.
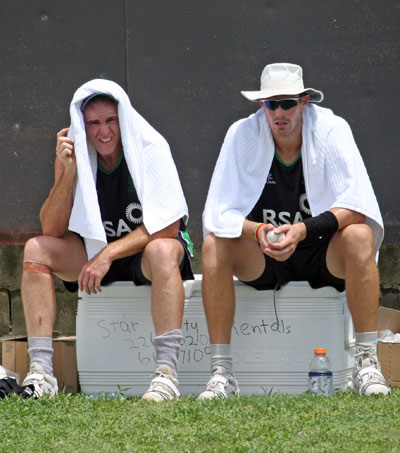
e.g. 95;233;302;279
0;390;399;452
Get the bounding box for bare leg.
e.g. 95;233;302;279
140;238;187;401
198;234;266;399
326;224;390;395
141;238;185;336
201;234;266;344
21;232;88;338
326;224;379;332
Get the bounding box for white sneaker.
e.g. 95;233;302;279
0;366;7;379
21;363;58;398
198;372;240;400
142;365;180;402
353;344;390;396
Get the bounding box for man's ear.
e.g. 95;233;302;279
301;94;310;110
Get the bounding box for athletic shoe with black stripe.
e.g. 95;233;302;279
142;365;180;402
21;363;58;398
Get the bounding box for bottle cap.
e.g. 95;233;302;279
314;348;327;354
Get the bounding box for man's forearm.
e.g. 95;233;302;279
330;208;365;230
40;170;75;236
241;219;260;241
301;208;365;242
100;220;180;263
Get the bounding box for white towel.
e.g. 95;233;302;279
203;104;384;253
67;79;188;259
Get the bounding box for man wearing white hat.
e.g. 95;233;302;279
20;79;194;400
200;63;389;398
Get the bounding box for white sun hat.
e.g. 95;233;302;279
241;63;324;103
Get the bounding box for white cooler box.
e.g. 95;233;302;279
77;277;355;396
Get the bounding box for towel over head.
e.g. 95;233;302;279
67;79;188;259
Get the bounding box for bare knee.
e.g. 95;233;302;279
23;234;86;278
202;234;233;261
145;238;182;262
24;236;54;263
142;239;182;277
202;234;239;276
202;234;216;255
340;224;375;262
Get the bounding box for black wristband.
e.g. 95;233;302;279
302;211;339;240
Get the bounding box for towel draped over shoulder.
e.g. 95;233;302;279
202;104;383;253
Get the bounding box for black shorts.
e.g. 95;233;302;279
63;233;194;293
241;232;345;292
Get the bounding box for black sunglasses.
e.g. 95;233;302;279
262;97;302;111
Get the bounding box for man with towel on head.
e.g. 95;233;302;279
200;63;390;398
20;79;194;400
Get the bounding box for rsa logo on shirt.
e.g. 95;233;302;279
262;193;312;227
102;202;143;238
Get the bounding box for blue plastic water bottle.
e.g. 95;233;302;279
309;348;333;396
85;392;125;400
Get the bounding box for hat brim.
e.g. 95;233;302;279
241;88;324;103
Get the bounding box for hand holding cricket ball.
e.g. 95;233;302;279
267;230;286;243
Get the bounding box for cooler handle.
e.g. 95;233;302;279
184;277;202;298
344;301;356;349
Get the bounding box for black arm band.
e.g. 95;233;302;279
302;211;339;240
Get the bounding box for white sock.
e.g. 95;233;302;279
153;329;183;377
210;344;233;375
27;337;54;376
355;331;378;346
355;331;378;368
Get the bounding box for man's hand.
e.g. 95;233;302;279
259;222;307;261
56;128;76;174
78;250;112;295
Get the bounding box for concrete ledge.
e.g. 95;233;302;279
0;291;10;335
0;245;24;290
8;285;78;337
379;244;400;291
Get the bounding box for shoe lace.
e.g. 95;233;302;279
206;376;228;396
23;372;44;386
148;371;177;397
149;381;172;396
355;345;379;370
